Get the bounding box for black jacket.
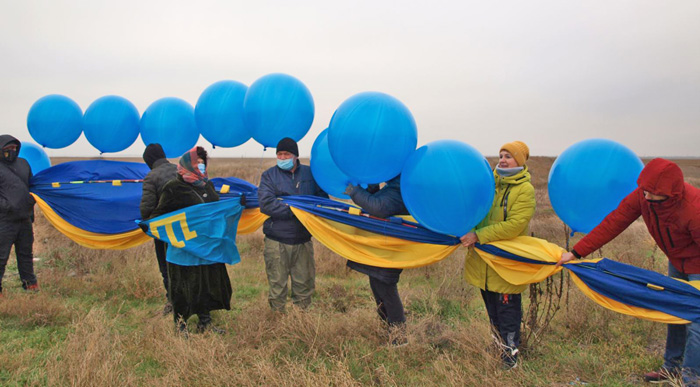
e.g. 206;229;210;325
150;176;219;219
258;161;328;245
140;158;178;219
347;175;409;284
0;135;35;222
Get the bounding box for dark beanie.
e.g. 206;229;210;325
276;137;298;157
143;143;167;169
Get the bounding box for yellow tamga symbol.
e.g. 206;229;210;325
149;213;197;248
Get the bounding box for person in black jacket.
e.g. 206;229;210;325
258;137;328;311
0;135;39;295
140;143;178;314
149;146;232;335
344;174;409;345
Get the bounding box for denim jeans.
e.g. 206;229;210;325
663;262;700;386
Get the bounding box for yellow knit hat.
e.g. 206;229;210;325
500;141;529;166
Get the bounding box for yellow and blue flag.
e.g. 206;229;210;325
139;198;244;266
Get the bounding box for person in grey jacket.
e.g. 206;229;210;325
0;135;38;295
140;143;178;314
258;137;328;311
345;175;409;345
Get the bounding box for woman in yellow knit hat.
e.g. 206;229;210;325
460;140;535;369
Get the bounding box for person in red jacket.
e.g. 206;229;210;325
558;158;700;386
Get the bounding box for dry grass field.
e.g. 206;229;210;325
0;156;698;386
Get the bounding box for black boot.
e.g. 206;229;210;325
197;313;225;334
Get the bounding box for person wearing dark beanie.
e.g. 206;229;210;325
276;137;299;157
140;143;178;315
258;137;328;311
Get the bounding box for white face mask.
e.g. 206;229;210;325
197;163;206;175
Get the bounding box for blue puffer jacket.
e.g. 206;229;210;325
347;175;409;284
258;160;328;245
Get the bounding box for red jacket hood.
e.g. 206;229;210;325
637;158;685;199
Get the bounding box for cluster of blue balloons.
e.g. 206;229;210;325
310;92;495;236
26;74;315;158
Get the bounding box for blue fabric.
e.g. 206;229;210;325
475;243;557;265
281;195;460;246
29;161;256;235
139;198;243;266
566;259;700;323
211;177;259;208
30;160;149;233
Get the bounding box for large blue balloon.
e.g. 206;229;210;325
243;73;314;148
328;92;417;184
140;97;199;158
311;129;352;199
401;140;494;236
83;95;140;154
195;80;250;148
27;94;83;148
18;141;51;173
548;138;644;234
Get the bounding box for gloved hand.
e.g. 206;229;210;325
366;184;381;194
344;183;356;196
239;194;247;207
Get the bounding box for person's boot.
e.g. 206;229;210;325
24;282;40;292
197;314;226;334
501;346;519;370
388;323;408;347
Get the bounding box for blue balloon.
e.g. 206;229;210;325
195;80;251;148
18;141;51;173
311;129;352;199
548;138;644;234
27;94;83;148
83;95;140;154
401;140;494;236
328;92;417;184
243;73;314;148
140;97;199;158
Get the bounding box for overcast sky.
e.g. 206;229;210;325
1;0;698;158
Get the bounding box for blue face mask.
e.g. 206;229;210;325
197;163;206;175
277;158;294;171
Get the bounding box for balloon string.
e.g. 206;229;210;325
255;146;267;186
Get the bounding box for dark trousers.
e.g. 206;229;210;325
154;239;169;299
369;277;405;326
481;289;521;350
0;219;37;292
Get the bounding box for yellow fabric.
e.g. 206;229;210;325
478;236;691;324
473;236;565;286
238;208;268;235
32;193;151;250
568;261;689;325
291;207;458;269
465;167;535;293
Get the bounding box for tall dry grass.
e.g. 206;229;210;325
0;156;698;386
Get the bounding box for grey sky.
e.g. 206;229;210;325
1;0;698;158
